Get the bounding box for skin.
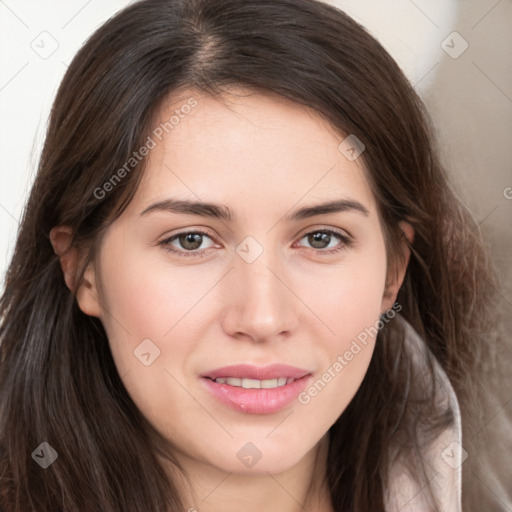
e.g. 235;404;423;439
51;86;412;512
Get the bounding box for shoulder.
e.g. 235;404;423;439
384;315;463;512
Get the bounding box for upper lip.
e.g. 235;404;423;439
201;364;311;381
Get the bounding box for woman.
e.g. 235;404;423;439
0;0;505;510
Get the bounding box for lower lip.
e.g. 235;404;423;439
201;375;312;414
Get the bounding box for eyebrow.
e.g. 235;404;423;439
139;198;369;221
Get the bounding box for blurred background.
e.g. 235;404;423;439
0;0;511;509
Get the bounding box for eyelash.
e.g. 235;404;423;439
159;227;353;258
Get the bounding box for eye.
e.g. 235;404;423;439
159;229;217;258
159;227;352;259
295;228;352;254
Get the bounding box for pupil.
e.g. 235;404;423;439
309;232;330;249
181;233;202;250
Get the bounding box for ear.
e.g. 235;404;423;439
49;225;102;318
381;221;414;313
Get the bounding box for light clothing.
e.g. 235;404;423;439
384;316;463;512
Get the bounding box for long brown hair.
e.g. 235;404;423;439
0;0;504;510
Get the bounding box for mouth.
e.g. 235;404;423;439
206;376;296;389
200;364;312;414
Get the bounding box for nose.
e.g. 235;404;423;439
220;243;298;343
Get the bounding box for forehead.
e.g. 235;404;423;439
129;86;377;217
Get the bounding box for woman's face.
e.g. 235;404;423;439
77;87;405;477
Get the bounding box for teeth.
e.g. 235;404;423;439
242;378;260;389
214;377;295;389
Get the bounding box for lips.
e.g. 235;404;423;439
201;363;310;381
200;364;312;414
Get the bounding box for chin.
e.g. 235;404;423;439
224;436;313;475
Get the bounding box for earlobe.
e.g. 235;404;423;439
381;221;414;313
49;225;102;318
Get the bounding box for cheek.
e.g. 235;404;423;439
95;252;205;428
307;242;387;345
95;240;227;423
98;240;216;336
95;242;197;376
294;240;387;421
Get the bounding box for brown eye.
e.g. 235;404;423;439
297;229;351;252
308;232;332;249
159;230;217;257
177;233;204;250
